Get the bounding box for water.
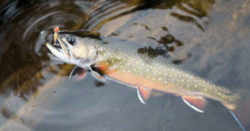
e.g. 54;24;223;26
0;0;250;130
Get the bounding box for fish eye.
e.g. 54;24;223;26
66;35;76;45
54;40;61;48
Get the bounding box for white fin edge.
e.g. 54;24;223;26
182;97;204;113
69;66;80;80
90;70;107;83
228;110;246;131
137;88;146;104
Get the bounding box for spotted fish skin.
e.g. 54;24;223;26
46;27;248;131
68;36;240;110
46;31;240;110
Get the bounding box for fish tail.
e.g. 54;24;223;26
229;88;250;131
229;110;246;131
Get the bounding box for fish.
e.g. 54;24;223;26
46;27;246;130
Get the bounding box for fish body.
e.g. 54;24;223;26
45;28;247;131
46;32;240;111
95;38;239;108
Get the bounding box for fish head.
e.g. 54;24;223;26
46;32;99;68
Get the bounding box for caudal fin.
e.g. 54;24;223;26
229;110;246;131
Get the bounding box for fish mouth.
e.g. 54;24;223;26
46;42;70;61
46;27;100;68
45;27;77;64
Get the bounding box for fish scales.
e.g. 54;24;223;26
79;37;239;106
46;27;247;131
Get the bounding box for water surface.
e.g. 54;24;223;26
0;0;250;130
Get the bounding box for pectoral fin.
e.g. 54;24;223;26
90;70;107;83
90;62;109;83
137;87;152;104
69;66;88;80
182;96;206;113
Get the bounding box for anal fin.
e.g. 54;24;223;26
137;87;152;104
182;96;206;113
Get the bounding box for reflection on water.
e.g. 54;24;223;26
0;0;89;97
0;0;250;131
85;0;213;31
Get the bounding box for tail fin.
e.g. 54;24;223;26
228;110;246;131
230;89;250;131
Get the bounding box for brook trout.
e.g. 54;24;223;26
46;28;246;130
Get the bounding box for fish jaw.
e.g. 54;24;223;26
46;42;73;63
46;33;95;68
46;42;82;66
46;42;69;60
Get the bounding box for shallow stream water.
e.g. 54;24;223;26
0;0;250;131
